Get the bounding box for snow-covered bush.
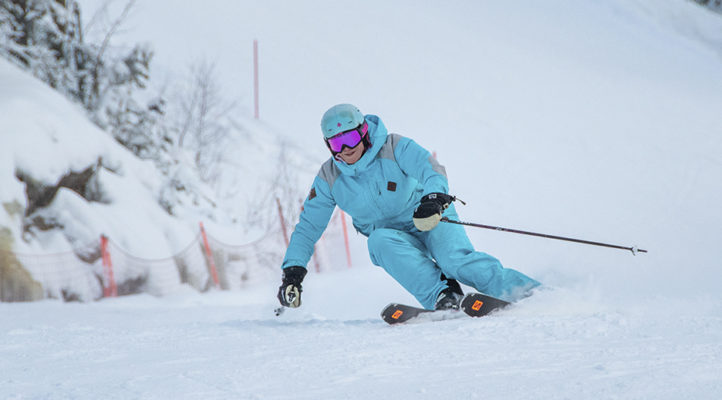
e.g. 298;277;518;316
693;0;722;13
0;0;168;167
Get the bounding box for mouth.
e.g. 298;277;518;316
342;146;359;158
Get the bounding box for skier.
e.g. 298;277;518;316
277;104;540;311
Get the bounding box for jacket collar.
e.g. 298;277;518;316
331;114;387;176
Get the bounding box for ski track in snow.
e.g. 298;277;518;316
2;267;721;399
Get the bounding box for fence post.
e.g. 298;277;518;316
199;222;221;289
339;210;352;268
276;198;289;247
100;235;117;297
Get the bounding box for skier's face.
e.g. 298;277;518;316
338;140;365;164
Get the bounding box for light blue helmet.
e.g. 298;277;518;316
321;104;365;139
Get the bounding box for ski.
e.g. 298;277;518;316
381;302;434;324
381;292;510;325
459;292;510;317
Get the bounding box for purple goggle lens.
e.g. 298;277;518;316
326;122;368;153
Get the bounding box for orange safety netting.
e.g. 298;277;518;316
1;210;352;302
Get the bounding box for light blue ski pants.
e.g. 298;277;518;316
368;207;541;309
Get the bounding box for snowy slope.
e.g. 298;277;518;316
3;0;722;398
1;268;721;399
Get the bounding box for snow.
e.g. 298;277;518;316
3;0;722;398
2;268;721;399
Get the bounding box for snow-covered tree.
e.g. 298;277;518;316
0;0;166;165
0;0;89;100
171;60;235;183
693;0;722;13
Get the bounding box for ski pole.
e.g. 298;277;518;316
440;217;647;255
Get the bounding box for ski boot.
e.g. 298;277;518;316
435;287;463;310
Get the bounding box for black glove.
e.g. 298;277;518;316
413;193;455;231
277;266;307;308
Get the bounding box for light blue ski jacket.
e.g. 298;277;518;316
281;115;448;270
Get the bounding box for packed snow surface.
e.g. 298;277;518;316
2;267;721;399
3;0;722;398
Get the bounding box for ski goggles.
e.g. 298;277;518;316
325;121;368;153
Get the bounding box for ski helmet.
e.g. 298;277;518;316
321;104;365;139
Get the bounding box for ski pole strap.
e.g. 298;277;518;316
440;217;647;255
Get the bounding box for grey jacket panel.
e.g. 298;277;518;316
318;158;342;190
383;133;447;178
378;133;403;161
428;154;447;178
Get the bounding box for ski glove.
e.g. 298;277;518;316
413;193;455;231
277;266;307;308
